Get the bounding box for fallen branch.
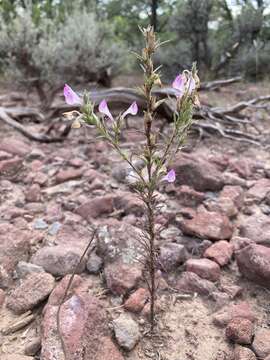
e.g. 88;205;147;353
0;107;71;143
199;76;242;91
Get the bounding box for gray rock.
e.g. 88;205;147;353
159;243;187;272
16;261;45;278
33;218;48;230
86;252;103;274
113;313;140;351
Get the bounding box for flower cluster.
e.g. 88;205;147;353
62;81;195;184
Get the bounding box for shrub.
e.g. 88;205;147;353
0;6;125;107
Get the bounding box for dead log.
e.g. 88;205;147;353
0;107;71;143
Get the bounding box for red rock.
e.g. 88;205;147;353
185;258;221;282
98;337;125;360
246;178;270;202
181;210;233;241
7;273;55;314
0;223;31;286
0;138;31;157
230;236;255;252
76;195;114;220
41;293;109;360
172;153;224;191
234;346;256;360
113;191;144;216
104;262;142;295
69;158;84;168
47;275;83;306
228;158;252;179
31;245;87;276
124;288;149;313
239;213;270;246
204;240;233;266
176;185;205;207
235;244;270;288
205;197;238;218
175;271;217;296
220;284;242;299
25;183;41;202
225;317;254;344
0;157;23;175
220;185;244;209
55;168;83;184
252;328;270;358
213;302;256;328
33;172;48;186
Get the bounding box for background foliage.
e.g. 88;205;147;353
0;0;269;92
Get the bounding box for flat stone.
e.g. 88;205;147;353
16;261;45;278
213;302;256;328
185;258;221;282
173;153;224;191
31;245;86;276
175;271;217;296
239;213;270;246
181;210;233;241
204;241;233;266
7;273;55;314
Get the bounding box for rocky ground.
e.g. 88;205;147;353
0;82;270;360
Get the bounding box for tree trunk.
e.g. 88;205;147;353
151;0;158;31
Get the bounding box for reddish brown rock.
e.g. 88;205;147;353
114;191;144;216
176;185;205;207
220;185;244;209
246;178;270;202
185;258;221;282
104;262;142;295
252;328;270;358
204;240;233;266
181;210;233;241
7;273;55;314
41;293;110;360
213;302;256;328
0;157;23;175
239;213;270;246
234;346;256;360
230;236;255;252
225;317;254;344
175;271;217;296
55;168;83;184
25;183;41;202
0;138;31;157
124;288;149;313
76;195;114;220
235;244;270;288
47;275;84;306
0;223;31;286
173;153;224;191
98;337;125;360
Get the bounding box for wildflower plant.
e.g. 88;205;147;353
64;26;200;331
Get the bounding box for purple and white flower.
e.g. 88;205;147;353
99;100;138;121
63;84;82;105
163;169;176;183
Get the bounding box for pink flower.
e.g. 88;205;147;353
63;84;82;105
123;101;138;118
172;74;185;97
163;169;176;183
98;99;114;121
